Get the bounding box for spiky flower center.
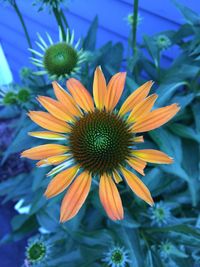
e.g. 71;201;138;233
155;207;165;219
111;249;124;264
27;242;46;262
43;43;78;76
69;110;133;175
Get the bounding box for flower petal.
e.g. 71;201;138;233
28;111;71;133
46;159;73;177
132;149;173;164
44;165;79;198
52;81;82;117
127;94;158;123
37;154;70;167
37;96;73;122
119;81;153;116
105;72;126;112
121;167;154;206
112;170;123;184
67;78;94;112
93;66;107;110
132;136;144;143
99;174;124;220
60;171;92;222
131;103;180;133
127;157;146;176
21;144;69;160
28;131;66;140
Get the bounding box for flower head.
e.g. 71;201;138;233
125;13;143;27
149;201;172;226
2;91;17;105
102;244;130;267
25;235;51;266
17;88;30;102
21;67;180;222
156;34;171;50
30;29;87;80
20;67;33;80
159;240;173;260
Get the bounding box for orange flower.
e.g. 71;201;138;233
21;67;180;222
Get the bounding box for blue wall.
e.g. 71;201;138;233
0;0;199;82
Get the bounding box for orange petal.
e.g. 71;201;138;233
112;170;123;184
132;149;173;164
28;131;66;140
67;78;94;112
28;111;71;133
119;81;153;116
60;171;92;222
44;165;79;198
127;157;146;176
21;144;69;160
127;94;158;123
105;72;126;112
93;66;107;110
37;96;73;122
52;81;82;117
37;154;71;167
131;103;180;133
99;174;124;220
121;167;154;206
132;136;144;143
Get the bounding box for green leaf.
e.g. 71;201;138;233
146;250;165;267
113;210;140;228
83;16;98;51
1;216;38;243
72;229;113;246
155;81;186;107
143;35;159;68
172;0;200;25
147;224;200;238
149;128;182;163
31;167;48;191
36;203;60;232
192;102;200;132
120;228;145;267
170;246;188;258
171;93;194;111
168;123;200;143
11;214;30;231
2;118;39;163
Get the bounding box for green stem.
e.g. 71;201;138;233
132;0;139;55
53;7;66;40
12;1;32;50
60;9;69;29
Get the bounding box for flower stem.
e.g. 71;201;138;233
53;7;66;40
12;1;33;50
132;0;139;55
60;10;69;29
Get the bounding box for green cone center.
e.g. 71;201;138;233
43;42;78;76
69;110;133;175
111;250;124;263
28;243;46;261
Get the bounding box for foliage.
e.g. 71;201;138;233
0;1;200;266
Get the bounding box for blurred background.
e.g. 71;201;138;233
2;0;200;82
1;1;200;267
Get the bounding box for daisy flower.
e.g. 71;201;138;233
25;235;52;266
21;67;180;222
30;29;87;80
102;244;130;267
